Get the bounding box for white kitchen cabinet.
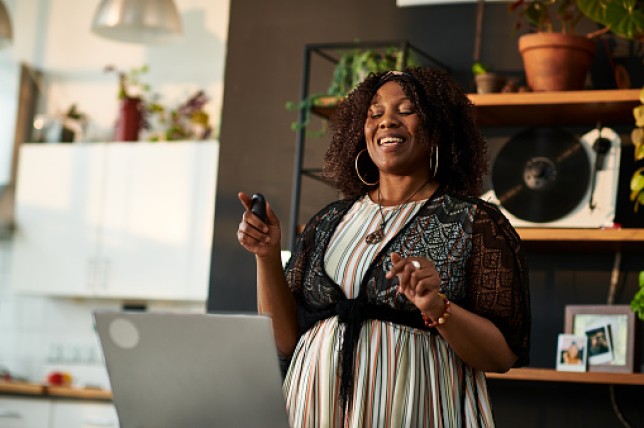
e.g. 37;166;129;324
50;401;119;428
0;397;51;428
11;141;218;301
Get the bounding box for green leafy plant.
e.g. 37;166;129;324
510;0;584;33
630;86;644;211
286;46;418;133
105;64;152;100
472;61;489;75
577;0;644;40
510;0;644;38
631;270;644;320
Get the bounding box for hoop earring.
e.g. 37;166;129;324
430;146;439;178
354;148;379;186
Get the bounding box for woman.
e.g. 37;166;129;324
237;67;530;427
563;342;583;365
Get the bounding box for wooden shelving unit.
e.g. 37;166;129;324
486;368;644;386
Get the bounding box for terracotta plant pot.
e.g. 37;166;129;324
519;33;596;91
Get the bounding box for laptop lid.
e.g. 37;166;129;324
94;311;290;428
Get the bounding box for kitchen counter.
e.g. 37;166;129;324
0;381;112;401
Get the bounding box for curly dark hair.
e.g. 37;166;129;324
323;67;487;199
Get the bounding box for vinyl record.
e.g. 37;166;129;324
492;127;591;223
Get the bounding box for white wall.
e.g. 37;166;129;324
0;0;229;387
0;0;230;181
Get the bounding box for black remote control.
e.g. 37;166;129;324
251;193;267;223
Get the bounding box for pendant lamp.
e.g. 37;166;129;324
91;0;182;44
0;0;12;49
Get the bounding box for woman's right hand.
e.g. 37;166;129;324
237;192;282;258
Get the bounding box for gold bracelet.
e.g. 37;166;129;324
421;292;451;328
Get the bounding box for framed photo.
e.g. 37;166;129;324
564;305;637;373
556;334;588;372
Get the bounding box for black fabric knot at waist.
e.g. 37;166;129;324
332;298;427;408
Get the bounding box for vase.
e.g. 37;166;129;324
519;33;596;91
115;97;143;141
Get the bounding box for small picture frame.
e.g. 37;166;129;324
556;334;588;372
564;305;637;373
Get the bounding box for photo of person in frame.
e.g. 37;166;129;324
586;324;614;365
562;341;583;365
556;334;588;372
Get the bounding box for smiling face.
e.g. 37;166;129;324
363;81;428;180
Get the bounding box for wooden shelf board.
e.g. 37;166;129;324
45;386;112;401
468;89;641;107
515;228;644;252
0;382;113;401
310;90;641;127
0;381;45;396
516;228;644;242
469;89;640;127
486;367;644;385
311;96;342;119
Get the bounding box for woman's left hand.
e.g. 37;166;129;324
386;252;444;317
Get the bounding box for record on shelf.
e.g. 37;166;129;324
492;127;591;223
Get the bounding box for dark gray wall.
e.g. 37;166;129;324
208;1;643;426
209;0;522;311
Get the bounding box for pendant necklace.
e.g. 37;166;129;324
365;180;430;245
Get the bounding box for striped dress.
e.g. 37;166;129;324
283;192;530;428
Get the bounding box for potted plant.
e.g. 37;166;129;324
472;0;509;93
472;61;508;94
105;64;152;141
510;0;644;91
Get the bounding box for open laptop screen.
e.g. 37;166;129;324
94;311;290;428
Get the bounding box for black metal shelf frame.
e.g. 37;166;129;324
288;40;447;251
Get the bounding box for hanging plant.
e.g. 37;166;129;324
286;46;418;133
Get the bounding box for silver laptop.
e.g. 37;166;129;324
94;311;290;428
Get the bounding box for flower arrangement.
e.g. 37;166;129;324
105;64;212;141
147;90;212;141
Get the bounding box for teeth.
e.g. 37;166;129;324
379;137;404;144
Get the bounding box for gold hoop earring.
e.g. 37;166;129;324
430;146;439;178
354;148;379;186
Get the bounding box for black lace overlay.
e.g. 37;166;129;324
282;191;530;377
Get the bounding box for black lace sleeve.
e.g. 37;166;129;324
464;201;531;367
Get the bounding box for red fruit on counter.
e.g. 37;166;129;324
47;371;72;386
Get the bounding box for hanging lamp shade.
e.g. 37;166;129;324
91;0;182;44
0;0;12;49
